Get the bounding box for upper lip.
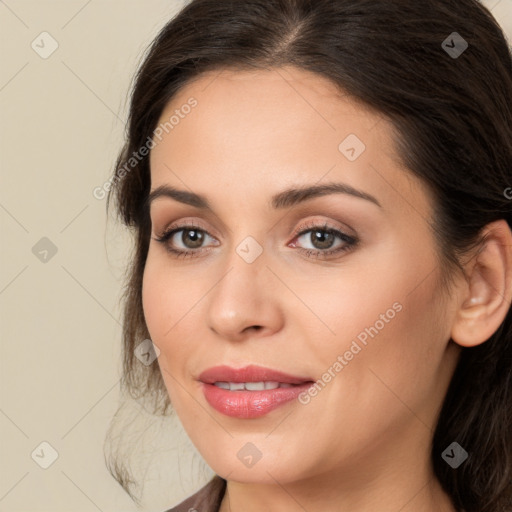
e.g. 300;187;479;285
199;364;313;384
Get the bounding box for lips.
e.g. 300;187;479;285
199;365;314;419
199;364;312;385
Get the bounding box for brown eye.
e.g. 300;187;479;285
153;224;217;257
306;230;336;250
178;228;205;249
292;224;356;257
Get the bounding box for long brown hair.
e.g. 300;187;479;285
105;1;512;510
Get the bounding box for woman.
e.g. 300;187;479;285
105;0;512;511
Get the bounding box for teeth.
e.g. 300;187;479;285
246;382;267;391
213;381;295;391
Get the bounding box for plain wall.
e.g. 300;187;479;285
1;1;511;510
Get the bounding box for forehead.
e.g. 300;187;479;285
154;65;385;153
148;66;432;220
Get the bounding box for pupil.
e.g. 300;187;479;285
311;230;334;249
183;229;203;248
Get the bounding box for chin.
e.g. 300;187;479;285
201;444;312;485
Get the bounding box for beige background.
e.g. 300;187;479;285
1;1;511;511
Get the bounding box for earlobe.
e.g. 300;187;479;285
450;219;512;348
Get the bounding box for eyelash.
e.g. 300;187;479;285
152;220;358;260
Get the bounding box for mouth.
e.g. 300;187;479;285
199;364;312;385
198;365;315;419
212;381;296;390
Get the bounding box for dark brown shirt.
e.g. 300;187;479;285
163;476;226;512
164;476;467;511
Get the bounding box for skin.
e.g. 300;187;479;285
142;66;512;512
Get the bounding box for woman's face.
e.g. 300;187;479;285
142;66;461;485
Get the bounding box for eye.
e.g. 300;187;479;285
152;220;358;260
289;220;358;259
153;222;218;259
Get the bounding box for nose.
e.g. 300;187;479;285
206;244;284;342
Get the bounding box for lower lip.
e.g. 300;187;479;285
201;382;313;418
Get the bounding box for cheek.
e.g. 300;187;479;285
142;257;185;379
302;243;447;413
142;253;198;343
281;278;448;470
141;260;169;340
141;253;207;404
320;269;447;432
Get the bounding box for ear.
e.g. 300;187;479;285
451;219;512;348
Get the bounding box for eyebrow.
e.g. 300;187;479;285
146;182;382;211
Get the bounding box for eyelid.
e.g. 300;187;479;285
154;218;216;239
293;217;355;239
154;217;354;243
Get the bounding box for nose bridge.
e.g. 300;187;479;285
205;233;283;339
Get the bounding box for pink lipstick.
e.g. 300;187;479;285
199;365;314;419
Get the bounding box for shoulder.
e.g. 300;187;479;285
162;475;227;512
